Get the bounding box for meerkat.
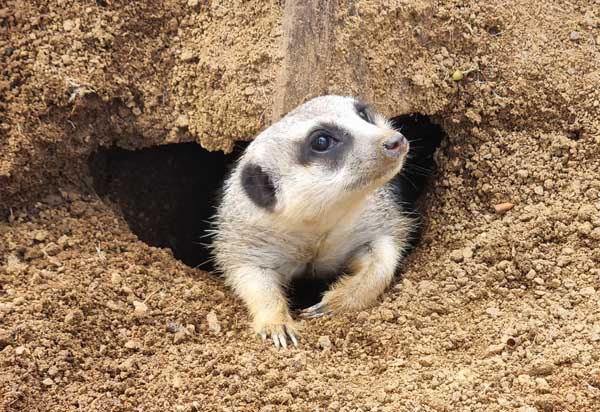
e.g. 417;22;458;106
210;95;414;348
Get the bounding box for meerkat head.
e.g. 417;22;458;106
234;95;409;227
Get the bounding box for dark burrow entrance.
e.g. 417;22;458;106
89;114;445;309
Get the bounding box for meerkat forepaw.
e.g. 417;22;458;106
301;283;378;318
256;321;299;348
298;301;333;318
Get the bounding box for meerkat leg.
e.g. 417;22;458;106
228;266;299;348
300;236;400;318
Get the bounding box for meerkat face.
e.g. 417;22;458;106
237;95;409;225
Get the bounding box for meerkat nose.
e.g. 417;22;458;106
382;134;409;158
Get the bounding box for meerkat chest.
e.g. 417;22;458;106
299;220;375;276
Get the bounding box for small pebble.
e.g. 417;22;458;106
173;330;189;344
47;366;59;377
547;278;561;289
5;255;27;274
536;377;551;393
44;242;61;256
318;335;332;350
63;20;74;31
206;310;221;334
485;343;505;357
33;230;49;242
418;356;434;367
580;286;595;297
64;309;84;325
124;339;140;349
569;31;580;41
110;272;122;285
175;114;189;128
132;300;148;317
379;308;396;321
462;247;473;260
528;359;555;376
118;358;135;371
15;346;26;355
166;321;185;334
42;378;54;386
172;374;183;389
452;69;463;81
12;296;25;305
485;307;500;317
450;249;464;262
181;49;195;62
494;202;514;214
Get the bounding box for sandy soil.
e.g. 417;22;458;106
1;0;600;411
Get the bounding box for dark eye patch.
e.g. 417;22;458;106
297;123;354;169
241;163;277;211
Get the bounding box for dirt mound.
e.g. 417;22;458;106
1;0;600;411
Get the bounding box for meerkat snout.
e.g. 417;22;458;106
211;95;416;348
382;133;409;158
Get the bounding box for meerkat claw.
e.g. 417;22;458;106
259;325;299;348
279;332;289;348
299;302;332;318
272;333;281;348
288;329;299;347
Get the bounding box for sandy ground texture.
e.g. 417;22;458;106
2;0;600;411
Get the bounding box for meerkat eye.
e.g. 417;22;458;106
310;134;335;152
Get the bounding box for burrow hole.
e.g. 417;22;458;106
89;114;445;308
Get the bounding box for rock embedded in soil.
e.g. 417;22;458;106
206;310;221;334
535;377;551;393
485;343;505;357
318;335;332;350
173;330;189;344
175;114;189;129
494;202;514;213
181;49;195;62
118;358;136;371
62;20;74;31
5;254;27;274
528;359;556;376
124;339;140;350
32;230;49;242
132;300;148;317
64;309;84;325
166;321;185;334
110;272;122;285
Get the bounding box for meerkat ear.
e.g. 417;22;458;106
240;163;277;211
